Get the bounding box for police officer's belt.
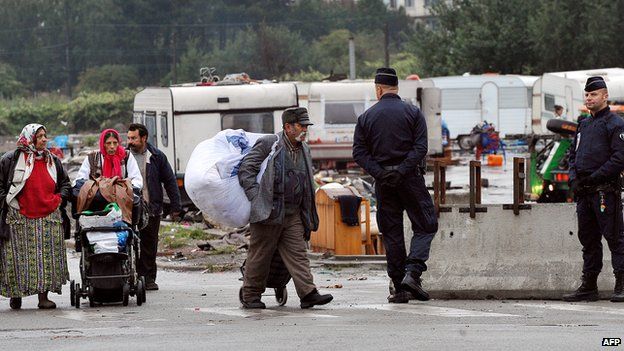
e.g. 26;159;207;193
382;165;422;175
579;182;620;194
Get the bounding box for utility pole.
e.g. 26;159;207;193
64;0;73;99
384;22;390;67
348;36;356;80
172;31;177;84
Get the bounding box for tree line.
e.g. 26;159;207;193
1;0;623;135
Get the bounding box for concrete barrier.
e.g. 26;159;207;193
404;203;618;299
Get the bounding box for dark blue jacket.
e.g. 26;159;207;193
352;93;428;178
141;143;181;216
569;106;624;183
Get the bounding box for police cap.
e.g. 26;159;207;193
282;107;313;126
585;76;607;92
375;67;398;86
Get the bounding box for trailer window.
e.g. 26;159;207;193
221;112;274;133
145;111;158;147
325;102;365;125
160;112;168;147
133;111;144;124
545;94;555;111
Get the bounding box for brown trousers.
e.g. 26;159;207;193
242;214;316;302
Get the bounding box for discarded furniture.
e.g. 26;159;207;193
311;187;373;255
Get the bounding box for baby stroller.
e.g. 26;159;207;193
70;202;146;308
239;252;290;306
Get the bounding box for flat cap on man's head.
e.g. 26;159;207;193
282;107;313;126
375;67;398;86
585;76;608;92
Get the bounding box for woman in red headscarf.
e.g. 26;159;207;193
0;123;71;310
75;129;143;188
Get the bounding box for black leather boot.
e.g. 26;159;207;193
300;289;333;309
241;298;266;309
563;273;599;302
401;271;430;301
611;272;624;302
388;279;412;303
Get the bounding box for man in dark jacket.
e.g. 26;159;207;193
237;107;333;309
564;76;624;302
353;67;438;304
127;123;181;291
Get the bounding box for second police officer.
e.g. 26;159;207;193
353;67;438;303
565;76;624;302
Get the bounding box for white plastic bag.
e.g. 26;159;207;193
79;204;123;229
86;231;119;254
185;129;276;228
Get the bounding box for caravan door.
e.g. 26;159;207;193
481;82;499;130
420;87;443;155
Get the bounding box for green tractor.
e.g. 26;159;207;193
529;119;579;203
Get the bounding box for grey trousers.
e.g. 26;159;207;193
242;214;316;302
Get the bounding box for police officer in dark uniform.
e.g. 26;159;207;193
564;76;624;302
353;67;438;303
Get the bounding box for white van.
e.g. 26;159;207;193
133;82;299;209
304;80;443;166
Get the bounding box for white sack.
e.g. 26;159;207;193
185;129;277;228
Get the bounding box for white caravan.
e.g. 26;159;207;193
531;68;624;134
305;80;443;165
420;75;538;138
133;82;298;208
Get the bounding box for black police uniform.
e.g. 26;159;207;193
569;105;624;275
353;93;438;294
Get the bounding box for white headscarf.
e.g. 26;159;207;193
6;124;57;209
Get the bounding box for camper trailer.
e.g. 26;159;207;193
531;68;624;134
133;82;299;209
420;75;538;138
304;80;443;167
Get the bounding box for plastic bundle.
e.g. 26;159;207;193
79;203;123;229
185;129;276;228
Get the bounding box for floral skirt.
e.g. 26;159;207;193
0;208;69;297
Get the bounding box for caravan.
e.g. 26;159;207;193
531;68;624;134
420;74;538;138
133;82;299;209
304;80;443;167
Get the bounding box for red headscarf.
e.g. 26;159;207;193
99;129;126;178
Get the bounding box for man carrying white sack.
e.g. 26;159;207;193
237;107;333;309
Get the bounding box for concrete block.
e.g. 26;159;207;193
403;203;618;299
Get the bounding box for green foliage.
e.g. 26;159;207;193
162;38;212;85
363;52;421;79
159;223;221;249
0;90;137;136
64;89;136;132
0;96;68;136
281;68;326;82
207;24;308;80
75;65;140;93
410;0;539;76
0;0;412;91
308;29;385;78
0;63;25;99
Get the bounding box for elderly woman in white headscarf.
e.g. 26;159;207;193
0;124;71;310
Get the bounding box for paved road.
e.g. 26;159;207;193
1;254;622;350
